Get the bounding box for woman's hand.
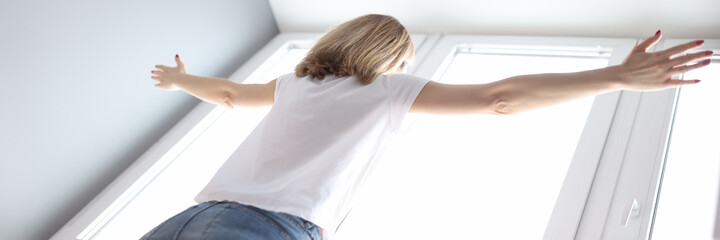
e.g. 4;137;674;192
617;31;713;91
151;54;188;91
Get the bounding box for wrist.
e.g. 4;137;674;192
175;73;194;84
173;73;196;89
597;65;629;90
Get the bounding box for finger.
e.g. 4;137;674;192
151;76;160;80
174;54;184;67
665;78;701;87
669;59;712;75
657;40;704;58
666;51;713;68
155;65;169;71
634;31;662;53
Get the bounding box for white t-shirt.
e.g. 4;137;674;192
194;73;430;239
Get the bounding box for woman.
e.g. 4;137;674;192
147;14;711;240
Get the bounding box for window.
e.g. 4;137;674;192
53;33;717;240
334;42;614;240
650;44;720;240
576;39;720;240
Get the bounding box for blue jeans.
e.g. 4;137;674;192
141;201;322;240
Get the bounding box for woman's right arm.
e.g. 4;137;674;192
410;32;711;115
151;55;276;108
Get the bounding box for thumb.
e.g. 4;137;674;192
174;54;184;67
634;30;662;53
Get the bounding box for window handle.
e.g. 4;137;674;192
622;198;640;227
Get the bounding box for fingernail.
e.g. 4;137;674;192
656;30;661;35
697;40;705;45
175;54;179;58
707;51;714;56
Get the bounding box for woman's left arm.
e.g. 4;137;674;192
151;55;275;108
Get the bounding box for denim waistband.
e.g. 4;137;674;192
141;200;322;240
206;200;321;239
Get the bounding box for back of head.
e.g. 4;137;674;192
295;14;415;84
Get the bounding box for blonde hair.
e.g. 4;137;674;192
295;14;415;84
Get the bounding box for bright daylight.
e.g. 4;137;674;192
3;1;718;240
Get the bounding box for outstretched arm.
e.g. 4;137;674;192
410;32;713;115
151;55;275;108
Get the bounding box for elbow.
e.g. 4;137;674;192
221;91;235;109
490;96;514;115
480;82;515;115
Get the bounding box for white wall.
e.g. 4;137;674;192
269;0;720;39
0;0;278;239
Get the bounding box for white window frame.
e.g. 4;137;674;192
59;33;720;240
581;38;720;240
415;35;636;240
652;38;720;240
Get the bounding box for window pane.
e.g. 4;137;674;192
89;47;309;239
334;48;609;239
651;61;720;240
